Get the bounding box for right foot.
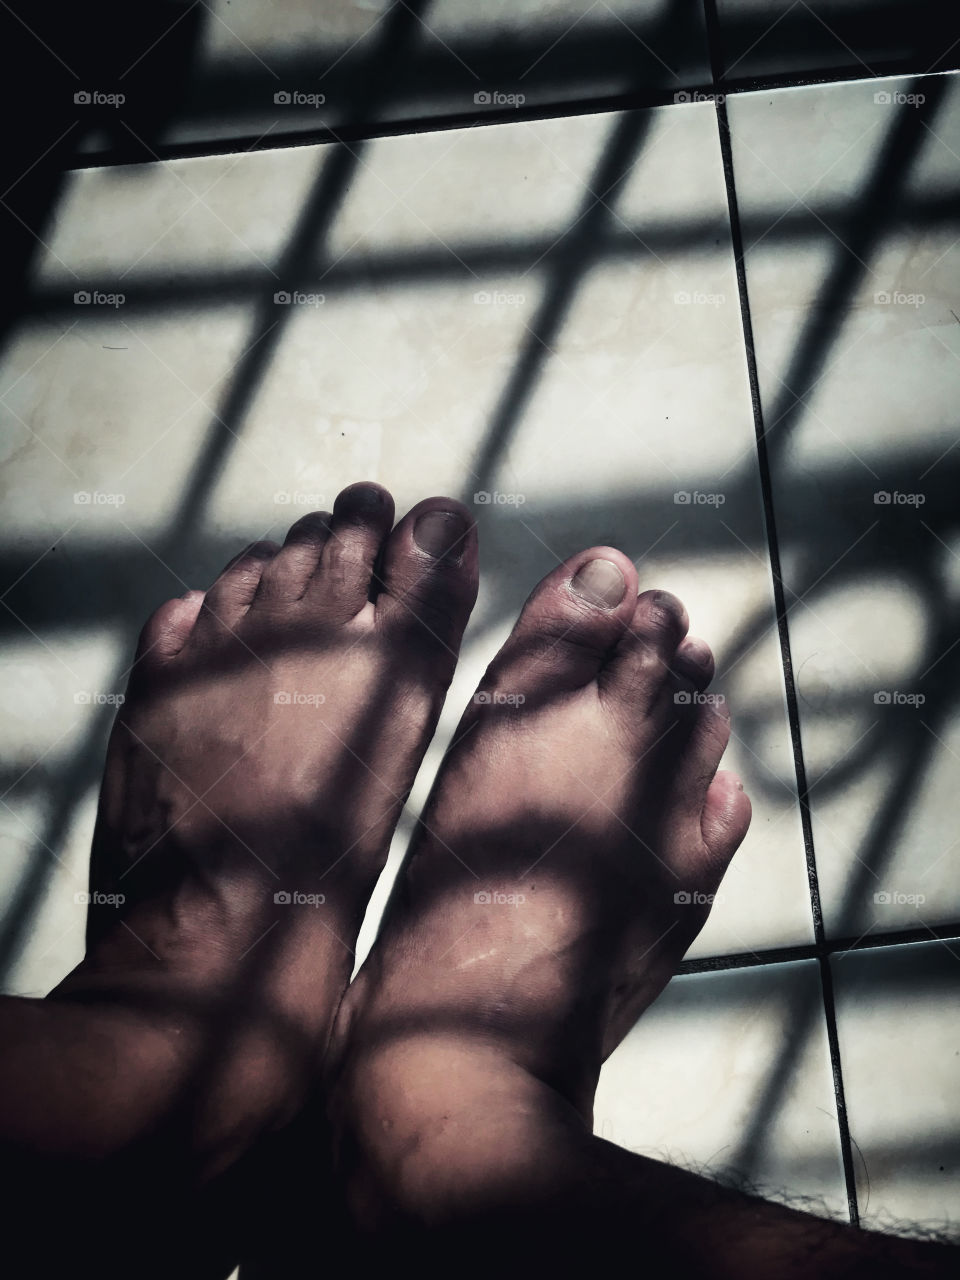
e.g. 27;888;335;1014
328;548;751;1227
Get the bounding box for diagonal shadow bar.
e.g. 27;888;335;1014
468;106;655;495
466;0;720;495
761;74;949;461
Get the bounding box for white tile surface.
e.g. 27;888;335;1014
594;959;848;1217
832;940;960;1233
726;72;960;939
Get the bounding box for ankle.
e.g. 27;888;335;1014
48;966;320;1164
328;1030;593;1230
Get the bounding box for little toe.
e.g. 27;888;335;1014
134;590;205;665
701;769;752;865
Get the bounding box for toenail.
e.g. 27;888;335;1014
650;590;687;626
343;482;388;512
414;510;468;561
570;559;626;609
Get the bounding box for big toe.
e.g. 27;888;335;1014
372;496;479;671
479;548;639;705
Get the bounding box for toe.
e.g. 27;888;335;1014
373;496;479;665
481;548;639;703
196;541;281;635
254;511;333;602
662;700;749;880
600;589;690;712
701;769;752;864
305;482;395;618
672;636;715;689
134;590;205;664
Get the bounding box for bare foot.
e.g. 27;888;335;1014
54;481;478;1159
327;547;751;1228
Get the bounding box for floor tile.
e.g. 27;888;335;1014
726;72;960;939
594;959;848;1217
714;1;958;82
832;940;960;1231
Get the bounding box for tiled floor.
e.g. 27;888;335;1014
1;0;958;1249
727;73;960;943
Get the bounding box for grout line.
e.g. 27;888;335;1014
66;61;959;172
818;954;860;1225
830;922;960;952
679;944;819;973
680;922;960;974
702;0;860;1226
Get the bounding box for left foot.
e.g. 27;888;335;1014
54;482;478;1163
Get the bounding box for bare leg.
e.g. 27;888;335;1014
326;547;957;1278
